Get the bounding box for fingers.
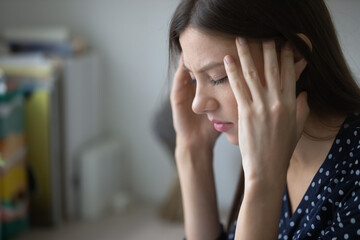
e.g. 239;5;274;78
235;37;263;103
224;55;251;106
171;55;192;95
231;38;298;104
263;40;280;93
281;43;296;100
170;54;194;105
173;55;191;89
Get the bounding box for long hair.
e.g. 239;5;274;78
169;0;360;233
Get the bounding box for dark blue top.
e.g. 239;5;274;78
222;113;360;240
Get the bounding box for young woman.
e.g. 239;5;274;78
169;0;360;239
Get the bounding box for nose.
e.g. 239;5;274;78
192;85;219;114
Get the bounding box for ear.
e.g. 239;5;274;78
294;33;312;80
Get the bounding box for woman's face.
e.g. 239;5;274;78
179;27;265;145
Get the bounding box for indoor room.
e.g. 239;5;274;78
0;0;359;239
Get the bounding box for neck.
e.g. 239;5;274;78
290;112;346;168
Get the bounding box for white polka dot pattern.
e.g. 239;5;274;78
276;114;360;239
222;114;360;240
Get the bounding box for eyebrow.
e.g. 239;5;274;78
183;61;225;73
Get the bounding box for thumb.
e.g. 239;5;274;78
296;91;310;141
171;55;192;98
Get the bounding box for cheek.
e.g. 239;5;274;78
223;86;238;121
222;85;239;145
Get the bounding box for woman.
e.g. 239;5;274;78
169;0;360;239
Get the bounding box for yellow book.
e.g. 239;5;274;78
0;65;54;79
0;55;57;79
24;90;53;224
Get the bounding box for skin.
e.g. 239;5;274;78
171;27;345;239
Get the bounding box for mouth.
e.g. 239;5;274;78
210;119;234;132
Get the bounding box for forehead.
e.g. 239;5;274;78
179;27;237;71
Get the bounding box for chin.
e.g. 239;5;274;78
225;133;239;146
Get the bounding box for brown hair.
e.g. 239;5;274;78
169;0;360;233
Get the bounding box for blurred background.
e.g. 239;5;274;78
0;0;359;239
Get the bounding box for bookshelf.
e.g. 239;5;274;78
0;27;103;240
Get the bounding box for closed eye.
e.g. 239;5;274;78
210;77;228;86
190;76;228;85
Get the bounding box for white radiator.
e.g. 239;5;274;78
78;138;130;220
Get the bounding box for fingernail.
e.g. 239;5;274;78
224;55;234;65
237;37;246;45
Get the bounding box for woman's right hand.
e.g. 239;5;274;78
170;56;221;150
171;56;223;240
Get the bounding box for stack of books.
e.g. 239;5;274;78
2;27;88;58
0;27;102;239
0;69;28;240
0;52;62;231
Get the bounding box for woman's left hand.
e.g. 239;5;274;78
224;38;310;183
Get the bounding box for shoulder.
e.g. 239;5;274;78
323;113;360;211
338;113;360;140
333;113;360;158
328;114;360;186
317;114;360;238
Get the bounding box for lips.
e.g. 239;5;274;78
210;119;234;132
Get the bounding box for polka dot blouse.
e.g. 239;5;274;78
224;113;360;240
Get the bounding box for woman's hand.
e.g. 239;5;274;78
171;56;223;240
170;56;220;150
224;38;310;240
224;38;310;182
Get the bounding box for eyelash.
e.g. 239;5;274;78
211;77;228;85
190;77;228;86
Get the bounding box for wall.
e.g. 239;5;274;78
0;0;359;211
326;0;360;81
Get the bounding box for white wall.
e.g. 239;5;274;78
0;0;186;205
326;0;360;81
0;0;359;211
